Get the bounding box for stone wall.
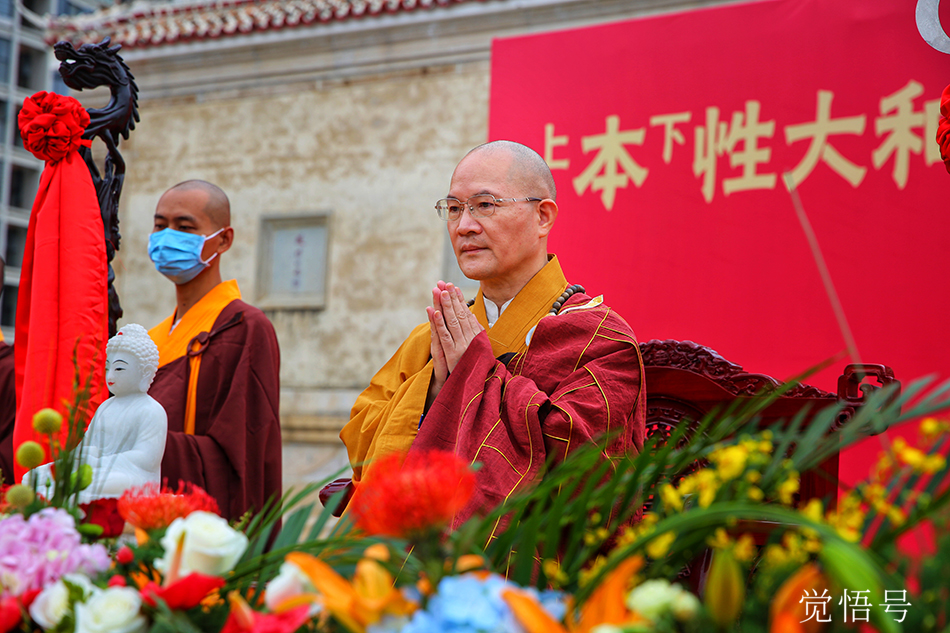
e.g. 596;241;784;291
95;0;736;495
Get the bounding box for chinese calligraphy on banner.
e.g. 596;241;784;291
489;0;950;485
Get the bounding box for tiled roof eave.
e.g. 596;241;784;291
47;0;474;49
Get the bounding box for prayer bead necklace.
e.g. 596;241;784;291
549;284;585;315
465;284;586;316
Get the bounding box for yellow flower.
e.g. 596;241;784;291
801;499;823;522
681;469;720;508
659;484;683;512
922;455;946;474
707;528;731;550
733;534;756;562
747;486;764;501
777;474;799;505
887;506;906;526
919;417;950;444
646;532;676;559
542;559;568;586
744;470;762;484
16;441;45;470
5;484;34;508
896;444;926;470
710;445;749;481
32;408;64;435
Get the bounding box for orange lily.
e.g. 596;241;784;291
284;551;416;633
503;555;647;633
770;563;828;633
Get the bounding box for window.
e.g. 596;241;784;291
0;38;10;84
5;224;26;268
1;285;16;328
257;213;331;310
17;45;46;92
10;165;39;210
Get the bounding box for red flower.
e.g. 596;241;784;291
141;573;226;610
0;597;20;633
0;590;37;633
938;83;950;174
108;575;127;588
348;450;476;538
220;592;311;633
116;545;134;565
118;481;220;531
17;91;91;163
80;497;126;538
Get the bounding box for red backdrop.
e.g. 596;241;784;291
489;0;950;488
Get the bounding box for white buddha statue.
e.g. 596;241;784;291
27;324;168;503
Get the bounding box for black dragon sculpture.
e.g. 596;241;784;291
53;38;139;337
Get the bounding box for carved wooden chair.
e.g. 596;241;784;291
640;340;897;510
319;340;898;518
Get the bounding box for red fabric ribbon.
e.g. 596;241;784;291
937;83;950;175
11;92;107;480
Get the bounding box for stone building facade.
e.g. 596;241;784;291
48;0;734;489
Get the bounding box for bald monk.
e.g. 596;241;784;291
146;180;281;520
341;141;646;527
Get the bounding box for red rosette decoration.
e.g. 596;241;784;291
937;83;950;175
17;91;91;163
348;449;476;538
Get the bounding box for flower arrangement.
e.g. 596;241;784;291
0;372;946;633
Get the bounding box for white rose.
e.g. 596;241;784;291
155;511;248;577
670;589;701;622
74;586;146;633
30;574;99;629
265;561;315;611
625;579;684;620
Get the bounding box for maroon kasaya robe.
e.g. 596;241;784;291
0;342;15;485
149;300;282;521
413;292;646;528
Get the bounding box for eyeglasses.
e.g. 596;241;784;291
435;194;543;221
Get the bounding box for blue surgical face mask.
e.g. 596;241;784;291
148;227;226;285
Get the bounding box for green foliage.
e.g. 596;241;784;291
451;371;950;628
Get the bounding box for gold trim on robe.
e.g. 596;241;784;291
149;279;242;435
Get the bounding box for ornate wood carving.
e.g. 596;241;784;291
639;339;836;399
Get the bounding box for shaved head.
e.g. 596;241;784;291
166;180;231;229
463;141;557;201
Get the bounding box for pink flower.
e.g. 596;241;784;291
0;508;110;598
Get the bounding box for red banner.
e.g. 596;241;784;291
490;0;950;485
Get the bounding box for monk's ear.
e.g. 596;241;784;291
214;227;234;255
537;199;557;238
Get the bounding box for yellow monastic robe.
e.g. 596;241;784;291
340;255;569;481
148;279;242;435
